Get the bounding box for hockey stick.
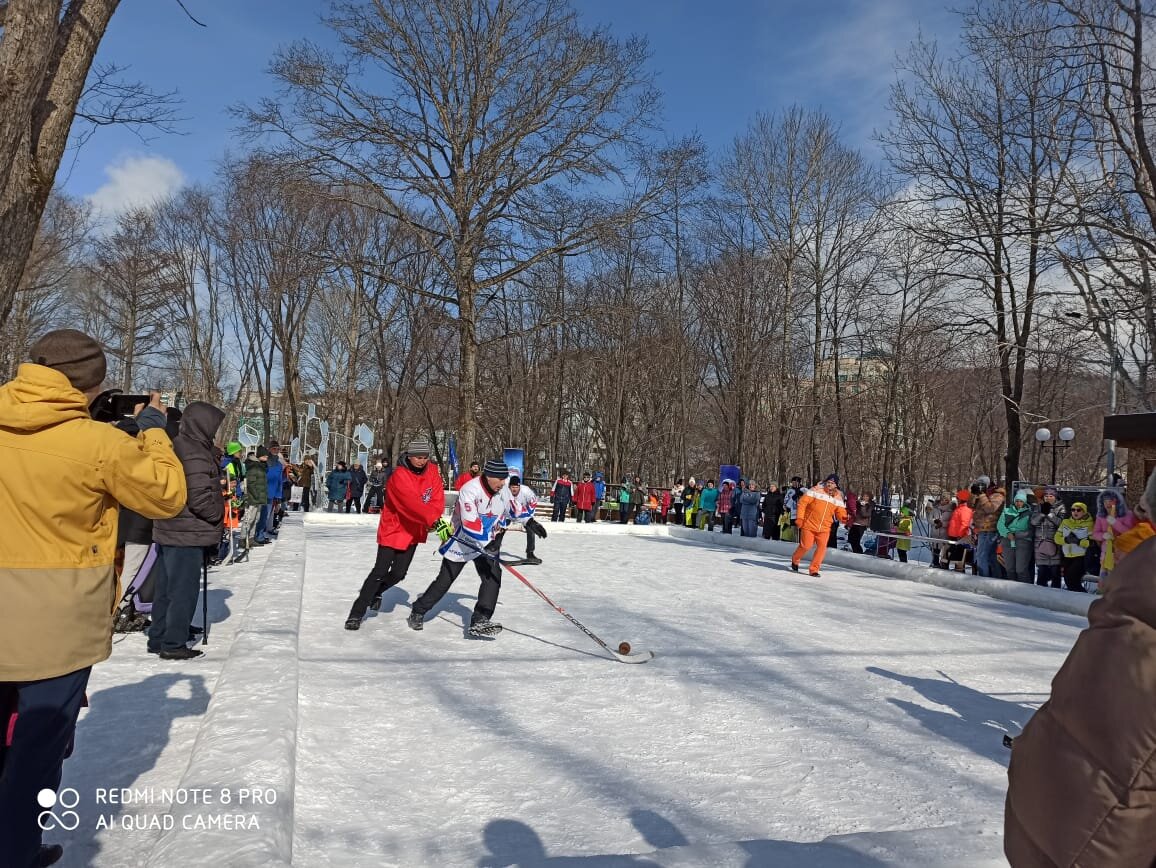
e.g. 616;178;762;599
446;532;653;664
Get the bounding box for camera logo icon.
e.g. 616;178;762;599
37;788;80;831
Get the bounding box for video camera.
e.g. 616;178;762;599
89;389;151;424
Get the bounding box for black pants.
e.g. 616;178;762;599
345;496;362;513
619;503;632;523
575;508;594;523
1037;563;1061;588
898;549;908;563
0;666;91;867
511;526;537;558
704;511;716;532
302;488;312;512
148;545;203;652
672;504;684;525
762;515;778;540
364;486;383;512
412;554;502;623
348;544;418;620
722;514;734;534
848;525;866;553
551;501;569;521
1061;556;1087;592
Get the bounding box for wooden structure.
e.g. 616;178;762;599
1103;412;1156;507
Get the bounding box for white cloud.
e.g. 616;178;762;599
772;0;960;153
86;155;186;218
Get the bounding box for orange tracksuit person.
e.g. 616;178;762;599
791;474;849;577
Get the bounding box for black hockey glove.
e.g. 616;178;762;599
527;518;548;539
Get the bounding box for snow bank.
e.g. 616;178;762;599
147;525;306;867
303;511;377;526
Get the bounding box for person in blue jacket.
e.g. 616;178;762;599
325;461;353;512
739;480;762;537
264;447;285;538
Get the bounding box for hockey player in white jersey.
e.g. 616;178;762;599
408;458;513;637
503;475;547;565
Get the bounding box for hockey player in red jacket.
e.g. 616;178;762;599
345;437;446;630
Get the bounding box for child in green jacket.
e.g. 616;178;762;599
997;490;1034;582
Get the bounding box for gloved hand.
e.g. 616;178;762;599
1040;502;1051;515
433;517;453;543
527;518;547;539
1080;538;1090;549
1065;532;1079;544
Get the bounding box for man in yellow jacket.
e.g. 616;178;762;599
791;474;849;577
0;330;186;868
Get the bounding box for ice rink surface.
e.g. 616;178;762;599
56;517;1084;866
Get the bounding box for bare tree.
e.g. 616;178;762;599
82;207;173;390
0;193;90;379
882;0;1081;485
244;0;660;461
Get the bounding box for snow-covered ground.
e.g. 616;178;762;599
52;515;1086;866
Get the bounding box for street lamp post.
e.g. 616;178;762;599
1035;426;1075;485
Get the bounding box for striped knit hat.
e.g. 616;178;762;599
404;436;431;456
483;458;509;477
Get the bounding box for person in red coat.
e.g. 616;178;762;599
454;461;479;491
573;472;598;522
345;437;447;629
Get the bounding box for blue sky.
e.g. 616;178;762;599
67;0;959;216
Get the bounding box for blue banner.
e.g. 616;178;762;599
447;436;459;479
719;464;741;486
503;448;525;480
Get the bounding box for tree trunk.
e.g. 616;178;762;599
0;0;121;324
457;259;478;464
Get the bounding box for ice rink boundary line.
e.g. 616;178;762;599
148;518;305;867
302;511;1093;617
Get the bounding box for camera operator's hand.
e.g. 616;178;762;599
135;392;169;432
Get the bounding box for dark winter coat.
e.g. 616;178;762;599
112;416;154;546
762;489;784;519
327;468;352;501
350;466;368;499
243;458;269;506
152;402;226;548
853;500;873;527
1005;535;1156;867
552;477;574;504
729;486;744;518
